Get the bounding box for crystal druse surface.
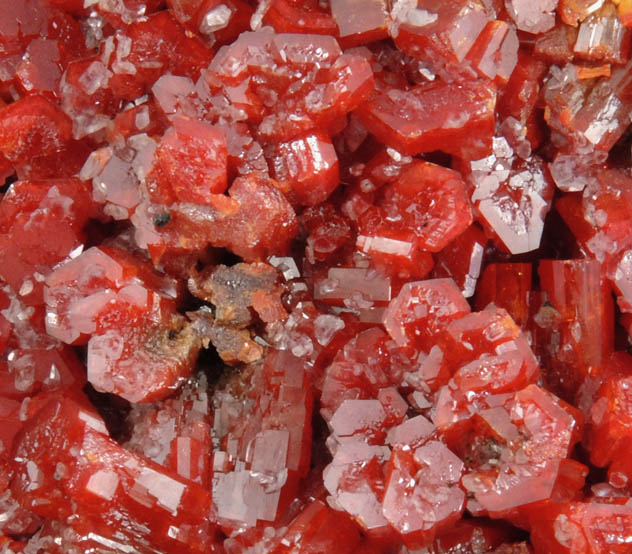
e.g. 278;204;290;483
3;0;632;553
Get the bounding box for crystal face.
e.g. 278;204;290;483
3;1;632;553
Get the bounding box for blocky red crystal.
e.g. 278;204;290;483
44;246;200;402
211;350;312;529
147;115;228;205
0;95;72;165
533;259;614;402
11;397;217;553
355;79;496;160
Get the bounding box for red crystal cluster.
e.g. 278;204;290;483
4;0;632;552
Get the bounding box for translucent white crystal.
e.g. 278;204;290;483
86;469;120;500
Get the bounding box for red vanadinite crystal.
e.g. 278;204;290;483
6;0;632;552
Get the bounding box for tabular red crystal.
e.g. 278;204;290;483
170;0;252;47
323;439;391;534
207;31;373;142
556;168;632;264
383;278;471;350
211;350;312;529
0;178;95;305
433;224;487;298
15;38;61;93
356;232;435;282
506;0;557;33
466;20;519;85
0;484;41;541
321;327;398;420
147;116;228;205
11;397;216;553
107;12;212;101
269;130;339;206
455;385;583;517
44;246;200;402
44;246;176;344
497;51;547;149
313;267;391;319
390;0;491;78
533;259;614;402
358;160;473;257
584;353;632;487
224;497;363;554
262;0;339;35
530;501;632;553
464;137;555;255
382;444;465;548
355;79;496;160
330;0;388;47
475;263;532;328
302;203;354;264
0;95;72;165
426;306;538;398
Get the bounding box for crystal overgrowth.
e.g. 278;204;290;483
4;0;632;552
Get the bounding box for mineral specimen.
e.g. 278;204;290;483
3;1;632;552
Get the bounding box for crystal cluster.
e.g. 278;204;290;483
4;0;632;553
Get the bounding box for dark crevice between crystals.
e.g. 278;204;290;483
195;345;227;389
82;382;132;444
0;172;16;194
310;397;333;470
83;219;130;250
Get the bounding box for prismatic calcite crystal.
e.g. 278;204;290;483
5;0;632;553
